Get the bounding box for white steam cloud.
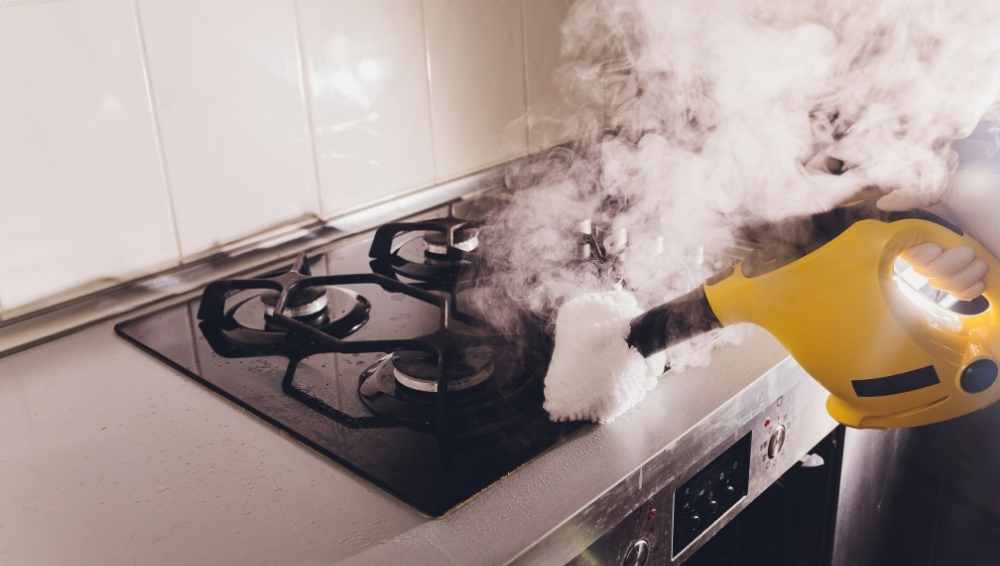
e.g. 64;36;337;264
476;0;1000;370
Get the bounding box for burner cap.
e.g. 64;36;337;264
227;285;370;343
260;286;329;318
424;228;480;255
392;347;494;392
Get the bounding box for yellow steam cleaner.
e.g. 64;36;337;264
626;204;1000;429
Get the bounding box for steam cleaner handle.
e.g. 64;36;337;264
626;287;723;358
895;218;1000;308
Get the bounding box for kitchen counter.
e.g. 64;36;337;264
0;307;807;565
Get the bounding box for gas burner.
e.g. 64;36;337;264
576;219;628;261
196;254;372;356
569;219;629;288
391;346;495;393
260;286;329;318
231;286;370;334
423;227;480;256
352;349;540;438
368;209;482;284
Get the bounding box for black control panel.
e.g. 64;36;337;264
672;432;752;556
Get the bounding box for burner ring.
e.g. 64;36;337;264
393;362;495;393
356;349;545;440
262;292;328;318
231;286;370;339
260;286;329;318
391;348;494;393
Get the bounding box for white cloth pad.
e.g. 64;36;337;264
543;290;668;423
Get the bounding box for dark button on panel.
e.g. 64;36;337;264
766;425;786;459
961;359;998;393
673;433;751;557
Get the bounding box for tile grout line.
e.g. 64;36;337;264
131;0;186;261
519;0;531;154
419;0;440;182
291;0;327;218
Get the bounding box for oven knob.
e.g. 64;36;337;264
621;539;650;566
767;425;786;459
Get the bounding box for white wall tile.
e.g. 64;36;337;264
423;0;528;180
297;0;435;217
523;0;579;151
0;0;179;311
137;0;320;257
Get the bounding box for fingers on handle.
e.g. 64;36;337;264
955;282;987;301
904;245;989;300
923;246;977;278
876;192;910;212
951;260;989;294
903;243;944;267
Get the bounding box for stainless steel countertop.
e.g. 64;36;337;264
0;302;808;565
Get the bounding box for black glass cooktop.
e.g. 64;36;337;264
115;230;584;516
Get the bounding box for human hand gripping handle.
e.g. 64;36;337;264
807;143;998;299
878;166;1000;300
900;243;987;300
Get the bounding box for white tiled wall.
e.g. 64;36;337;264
523;0;578;151
137;0;321;256
0;0;572;315
297;0;435;217
424;0;528;180
0;0;179;310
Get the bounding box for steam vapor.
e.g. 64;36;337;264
476;0;1000;371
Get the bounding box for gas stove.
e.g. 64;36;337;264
115;207;585;516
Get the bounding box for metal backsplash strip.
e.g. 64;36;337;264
0;158;511;358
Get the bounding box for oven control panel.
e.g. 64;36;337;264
672;433;751;555
560;370;838;566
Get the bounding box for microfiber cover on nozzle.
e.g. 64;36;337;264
543;290;668;423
